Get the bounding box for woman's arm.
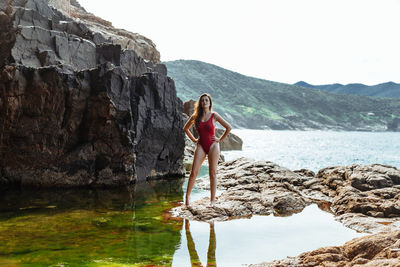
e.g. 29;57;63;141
213;112;232;142
183;115;198;143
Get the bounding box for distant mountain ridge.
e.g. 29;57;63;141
294;81;400;98
164;60;400;131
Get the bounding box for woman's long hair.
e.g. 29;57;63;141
193;93;213;127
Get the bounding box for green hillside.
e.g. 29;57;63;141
164;60;400;131
294;81;400;98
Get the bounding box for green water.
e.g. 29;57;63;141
0;180;185;266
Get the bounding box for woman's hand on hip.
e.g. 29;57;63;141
211;135;220;143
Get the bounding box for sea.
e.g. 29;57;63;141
222;129;400;172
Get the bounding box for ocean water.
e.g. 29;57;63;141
222;129;400;172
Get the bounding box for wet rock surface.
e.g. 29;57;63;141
0;0;185;187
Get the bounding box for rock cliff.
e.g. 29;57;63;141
0;0;185;187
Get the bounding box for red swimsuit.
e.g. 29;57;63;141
196;113;215;154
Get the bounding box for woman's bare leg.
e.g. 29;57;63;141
208;142;220;206
185;144;207;206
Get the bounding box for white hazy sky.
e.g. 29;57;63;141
78;0;400;85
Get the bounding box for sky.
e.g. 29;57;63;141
77;0;400;86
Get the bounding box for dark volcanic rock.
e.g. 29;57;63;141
0;0;185;187
133;73;185;180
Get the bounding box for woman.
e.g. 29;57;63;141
183;93;232;207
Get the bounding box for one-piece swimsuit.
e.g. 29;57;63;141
196;113;215;154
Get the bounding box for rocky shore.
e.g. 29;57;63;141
171;157;400;265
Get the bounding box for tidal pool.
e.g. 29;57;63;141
0;168;365;266
175;165;366;267
0;181;184;266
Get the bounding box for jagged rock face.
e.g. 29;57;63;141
1;0;159;70
0;0;185;187
67;0;161;64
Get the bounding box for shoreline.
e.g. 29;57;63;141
172;157;400;266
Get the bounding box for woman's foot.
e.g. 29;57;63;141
184;198;190;208
206;201;215;208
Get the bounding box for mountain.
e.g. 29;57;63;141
164;60;400;131
294;81;400;98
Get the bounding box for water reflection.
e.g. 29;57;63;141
173;204;366;267
186;219;216;267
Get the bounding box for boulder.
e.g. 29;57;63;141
215;128;242;150
183;99;196;117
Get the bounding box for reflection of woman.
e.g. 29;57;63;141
185;219;217;267
183;94;232;207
